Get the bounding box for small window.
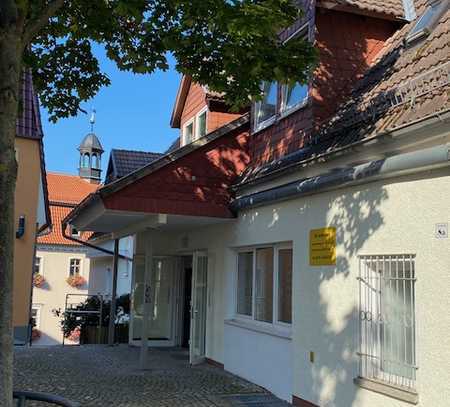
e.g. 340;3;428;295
236;244;293;327
281;82;309;113
406;1;447;44
34;257;42;276
237;252;253;316
254;82;277;130
71;226;80;237
31;305;41;329
69;259;81;277
197;110;207;138
183;120;194;145
358;254;417;390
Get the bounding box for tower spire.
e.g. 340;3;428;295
90;108;96;133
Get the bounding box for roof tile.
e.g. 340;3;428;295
47;173;99;205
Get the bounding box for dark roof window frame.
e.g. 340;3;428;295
251;21;313;134
279;21;312;119
405;0;448;45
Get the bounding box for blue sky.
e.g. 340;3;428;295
41;47;181;176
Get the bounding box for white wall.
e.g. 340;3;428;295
32;248;90;345
133;167;450;406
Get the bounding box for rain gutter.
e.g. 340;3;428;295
61;220;130;260
230;143;450;212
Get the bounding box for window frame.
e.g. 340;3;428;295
195;107;208;140
251;22;311;133
70;225;80;237
182;117;195;146
234;243;293;330
357;254;417;391
34;256;43;277
31;304;42;330
253;81;278;133
405;0;447;45
68;258;82;277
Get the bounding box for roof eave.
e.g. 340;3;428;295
170;75;192;128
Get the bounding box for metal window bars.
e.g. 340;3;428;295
357;254;417;390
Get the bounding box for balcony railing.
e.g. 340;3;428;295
13;391;79;407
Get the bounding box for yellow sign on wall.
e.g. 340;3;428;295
310;227;336;266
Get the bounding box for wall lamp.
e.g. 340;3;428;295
16;215;25;239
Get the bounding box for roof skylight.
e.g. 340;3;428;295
405;0;448;44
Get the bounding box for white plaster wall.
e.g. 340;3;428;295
32;248;90;345
135;167;449;406
227;168;450;407
224;323;293;400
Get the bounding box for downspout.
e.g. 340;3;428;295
231;144;450;212
61;221;130;260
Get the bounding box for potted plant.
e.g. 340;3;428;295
31;328;41;342
67;327;81;342
66;275;86;288
33;273;45;288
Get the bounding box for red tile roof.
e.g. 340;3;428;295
38;205;93;246
38;173;98;246
47;173;99;205
317;0;405;19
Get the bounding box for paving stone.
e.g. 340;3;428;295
14;345;288;407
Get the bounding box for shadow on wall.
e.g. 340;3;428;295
240;181;388;406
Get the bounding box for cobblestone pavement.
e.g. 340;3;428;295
14;345;290;407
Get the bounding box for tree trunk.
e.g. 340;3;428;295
0;29;21;407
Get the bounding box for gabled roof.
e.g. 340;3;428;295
16;71;51;231
47;173;99;205
170;75;226;128
38;173;99;246
237;0;450;186
317;0;406;20
16;71;44;140
105;149;164;184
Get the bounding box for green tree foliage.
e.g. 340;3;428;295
0;1;317;405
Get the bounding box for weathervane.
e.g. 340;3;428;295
89;108;96;132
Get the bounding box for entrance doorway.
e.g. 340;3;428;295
182;259;192;348
129;251;208;364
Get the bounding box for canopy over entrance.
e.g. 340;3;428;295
64;114;249;236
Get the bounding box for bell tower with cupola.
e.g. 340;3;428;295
78;109;104;184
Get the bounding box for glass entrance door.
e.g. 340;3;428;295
131;256;174;344
190;252;208;365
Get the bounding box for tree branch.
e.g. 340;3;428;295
22;0;64;47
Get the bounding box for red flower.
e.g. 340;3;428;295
31;328;41;341
66;275;86;288
67;327;81;342
33;273;46;288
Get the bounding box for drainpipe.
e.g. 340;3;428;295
107;239;120;346
231;144;450;212
61;221;129;260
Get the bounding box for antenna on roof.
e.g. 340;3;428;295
90;108;96;132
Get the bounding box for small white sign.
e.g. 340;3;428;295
435;223;448;239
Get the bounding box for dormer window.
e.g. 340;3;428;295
252;22;311;132
405;0;448;44
254;82;277;131
183;119;194;145
70;226;80;237
281;82;309;114
182;108;209;146
197;108;207;138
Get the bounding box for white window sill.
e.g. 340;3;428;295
251;99;309;136
354;377;418;405
224;318;292;340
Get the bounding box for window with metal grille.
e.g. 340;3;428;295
358;254;417;389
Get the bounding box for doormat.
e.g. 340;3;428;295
221;393;291;406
